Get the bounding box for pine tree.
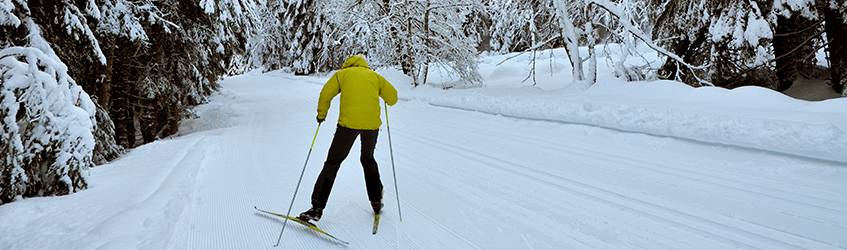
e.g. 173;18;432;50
256;0;288;71
2;0;265;203
283;0;331;75
2;6;97;203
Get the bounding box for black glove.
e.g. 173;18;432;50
317;116;325;124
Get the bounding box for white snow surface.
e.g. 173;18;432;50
395;48;847;164
1;50;847;249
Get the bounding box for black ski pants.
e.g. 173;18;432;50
310;125;383;209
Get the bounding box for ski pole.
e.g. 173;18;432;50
274;123;322;247
384;102;403;222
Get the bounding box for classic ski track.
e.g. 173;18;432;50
407;121;847;248
408;104;847;219
404;202;484;250
417;110;847;242
395;149;651;249
394;131;756;248
11;77;842;250
163;80;846;249
392;127;837;249
494;125;847;207
423;99;847;165
87;136;209;250
162;137;216;250
392;141;688;249
414;115;847;224
422;102;847;195
419;105;847;205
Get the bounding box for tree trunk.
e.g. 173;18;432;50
552;1;584;83
421;0;431;86
773;13;818;91
822;5;847;94
585;22;597;85
99;38;114;111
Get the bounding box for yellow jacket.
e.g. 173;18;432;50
317;55;398;130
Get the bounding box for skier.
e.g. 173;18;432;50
298;54;398;223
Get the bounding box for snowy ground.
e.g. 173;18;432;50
2;50;847;249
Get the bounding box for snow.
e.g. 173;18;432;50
0;0;19;26
61;4;107;64
774;0;816;18
200;0;216;14
1;50;846;249
85;0;101;20
389;48;847;164
743;9;772;46
98;0;149;42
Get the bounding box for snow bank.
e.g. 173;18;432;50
377;48;847;164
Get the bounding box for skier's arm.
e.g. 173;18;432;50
317;73;341;120
378;74;398;106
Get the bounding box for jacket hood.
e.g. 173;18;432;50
342;55;369;69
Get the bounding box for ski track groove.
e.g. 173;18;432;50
403;104;847;228
390;131;687;249
420;106;847;208
393;131;730;249
422;102;847;196
436;126;844;249
424;116;847;226
405;202;483;250
393;127;836;249
522;132;847;210
84;136;208;249
412;107;847;245
164;137;216;250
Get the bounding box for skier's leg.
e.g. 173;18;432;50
311;126;359;209
359;129;383;207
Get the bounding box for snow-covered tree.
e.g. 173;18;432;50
318;0;482;87
377;0;482;87
2;0;266;203
487;0;560;53
98;0;260;147
2;7;97;203
255;0;288;70
486;0;652;86
282;0;332;75
645;0;843;91
552;1;589;85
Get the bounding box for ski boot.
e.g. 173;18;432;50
371;201;383;214
298;207;323;223
372;189;384;214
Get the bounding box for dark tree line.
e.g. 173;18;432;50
1;0;259;204
651;0;846;93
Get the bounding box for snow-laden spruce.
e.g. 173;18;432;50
1;19;96;204
1;0;266;204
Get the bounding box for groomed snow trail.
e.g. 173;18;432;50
2;72;846;250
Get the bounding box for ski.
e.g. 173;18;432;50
372;213;381;235
253;206;350;245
